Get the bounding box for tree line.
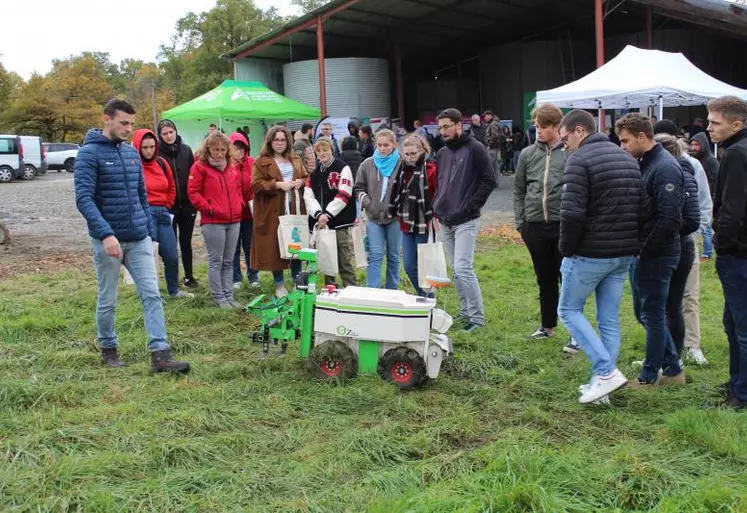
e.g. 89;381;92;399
0;0;329;143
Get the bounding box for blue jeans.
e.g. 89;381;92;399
366;221;402;289
92;236;170;352
233;220;258;283
149;206;180;296
716;254;747;403
702;225;714;259
273;260;302;285
558;256;634;378
402;231;429;296
630;254;682;383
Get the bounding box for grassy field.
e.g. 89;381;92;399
1;235;746;512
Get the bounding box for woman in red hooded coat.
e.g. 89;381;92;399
133;128;193;299
229;132;258;289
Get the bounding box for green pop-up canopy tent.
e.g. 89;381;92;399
162;80;321;156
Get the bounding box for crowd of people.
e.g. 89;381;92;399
74;96;747;412
511;97;746;408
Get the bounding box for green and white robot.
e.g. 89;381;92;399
247;246;453;389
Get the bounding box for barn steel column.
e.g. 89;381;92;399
316;16;328;118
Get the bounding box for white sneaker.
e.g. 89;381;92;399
233;282;242;290
579;369;627;404
578;383;611;405
686;347;709;366
169;290;194;299
250;281;261;289
275;286;288;298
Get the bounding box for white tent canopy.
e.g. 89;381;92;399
536;45;747;113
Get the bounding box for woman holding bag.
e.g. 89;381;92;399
251;126;307;298
187;132;243;308
304;136;358;287
388;134;437;296
354;129;403;289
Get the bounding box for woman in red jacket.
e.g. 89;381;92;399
229;132;259;289
133;129;193;299
187;132;243;308
388;133;438;297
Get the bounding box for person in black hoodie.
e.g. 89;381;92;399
157;119;198;288
707;95;747;410
340;136;363;180
359;125;375;160
691;131;718;260
433;108;496;333
616;113;685;387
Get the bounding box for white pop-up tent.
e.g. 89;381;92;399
536;45;747;119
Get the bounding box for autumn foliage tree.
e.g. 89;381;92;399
0;0;289;141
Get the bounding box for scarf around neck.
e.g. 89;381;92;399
208;156;227;172
374;148;400;179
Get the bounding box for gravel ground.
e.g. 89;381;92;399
0;172;516;277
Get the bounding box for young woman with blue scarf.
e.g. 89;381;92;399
354;129;403;289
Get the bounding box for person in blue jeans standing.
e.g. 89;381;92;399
388;134;438;296
354;129;403;290
230;132;259;289
132;128;194;299
617;113;685;388
433;109;497;333
708;95;747;410
74;99;190;373
557;110;644;404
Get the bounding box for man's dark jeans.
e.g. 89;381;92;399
631;253;683;383
716;254;747;403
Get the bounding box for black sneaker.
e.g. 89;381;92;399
183;277;199;288
529;327;554;339
462;323;483;334
563;337;580;355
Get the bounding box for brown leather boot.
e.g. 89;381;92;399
150;350;190;374
101;347;126;368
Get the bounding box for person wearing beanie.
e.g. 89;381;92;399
157;119;199;289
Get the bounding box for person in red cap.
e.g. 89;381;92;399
229;132;259;289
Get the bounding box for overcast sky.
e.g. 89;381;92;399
1;0;298;79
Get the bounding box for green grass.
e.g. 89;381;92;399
1;236;746;512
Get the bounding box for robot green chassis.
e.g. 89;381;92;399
247;247;454;389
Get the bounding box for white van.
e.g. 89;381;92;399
19;135;48;179
0;135;25;183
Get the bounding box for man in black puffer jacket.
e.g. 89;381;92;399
617;113;685;388
556;110;644;404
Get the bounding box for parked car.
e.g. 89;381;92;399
0;134;25;183
43;142;78;173
19;135;48;180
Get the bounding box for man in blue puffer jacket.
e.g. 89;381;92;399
75;99;189;373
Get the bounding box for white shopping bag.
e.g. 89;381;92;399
277;189;310;259
350;216;368;269
311;225;339;276
417;225;448;290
